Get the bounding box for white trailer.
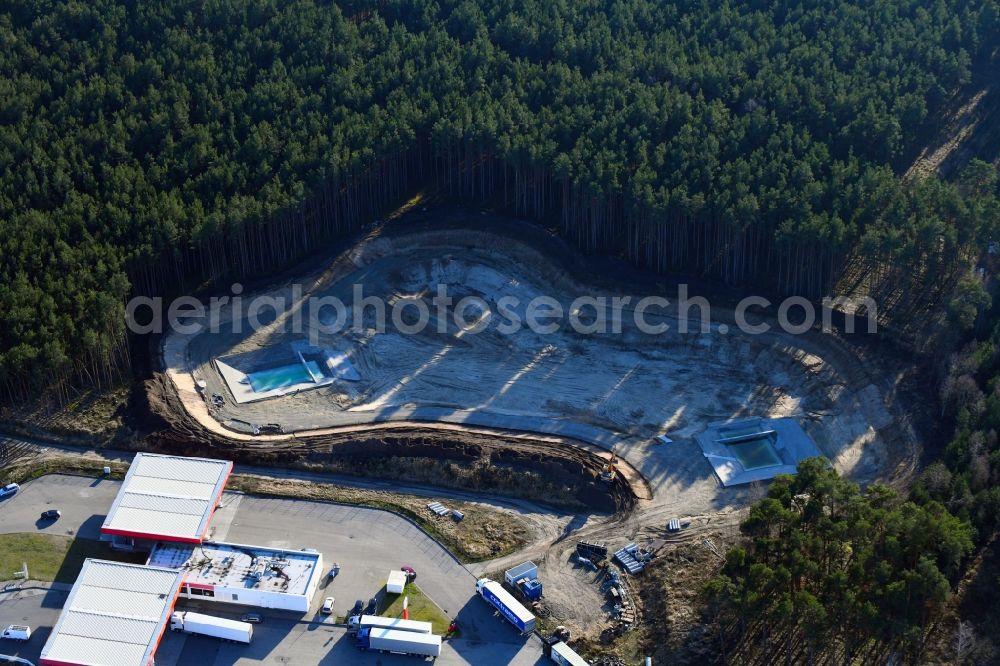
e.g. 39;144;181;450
356;627;441;658
170;611;253;644
347;614;433;635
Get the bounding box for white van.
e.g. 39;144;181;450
1;624;30;641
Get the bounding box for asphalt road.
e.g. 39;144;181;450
0;475;546;666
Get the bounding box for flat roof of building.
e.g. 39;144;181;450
696;417;824;486
101;452;233;543
147;540;321;597
40;559;183;666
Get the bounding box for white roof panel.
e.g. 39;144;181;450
71;585;176;619
101;452;232;542
81;558;188;591
103;508;203;538
40;559;183;666
116;492;209;515
125;475;221;498
132;453;228;484
43;635;150;666
56;611;159;643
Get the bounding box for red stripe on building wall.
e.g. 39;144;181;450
100;527;203;543
146;580;185;666
200;464;233;541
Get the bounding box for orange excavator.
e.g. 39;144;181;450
600;448;619;483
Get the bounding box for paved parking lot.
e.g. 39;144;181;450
154;614;546;666
0;475;545;665
0;585;67;664
0;473;121;540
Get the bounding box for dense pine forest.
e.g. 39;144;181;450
707;460;975;663
1;0;998;400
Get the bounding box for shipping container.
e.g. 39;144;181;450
504;561;538;586
550;640;590;666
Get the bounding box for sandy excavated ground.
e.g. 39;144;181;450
166;220;909;518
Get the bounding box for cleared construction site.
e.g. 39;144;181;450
160;210;918;523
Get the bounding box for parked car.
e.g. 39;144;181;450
321;597;335;614
240;613;263;624
364;597;378;615
351;599;364;617
0;483;19;498
326;562;340;580
40;509;61;520
1;625;30;641
401;565;417;582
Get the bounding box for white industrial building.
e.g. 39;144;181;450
101;452;233;547
147;541;323;613
40;559;184;666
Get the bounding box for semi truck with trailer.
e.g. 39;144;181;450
356;626;441;658
170;611;253;644
347;614;433;635
475;578;536;634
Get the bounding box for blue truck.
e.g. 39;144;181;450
476;578;536;634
